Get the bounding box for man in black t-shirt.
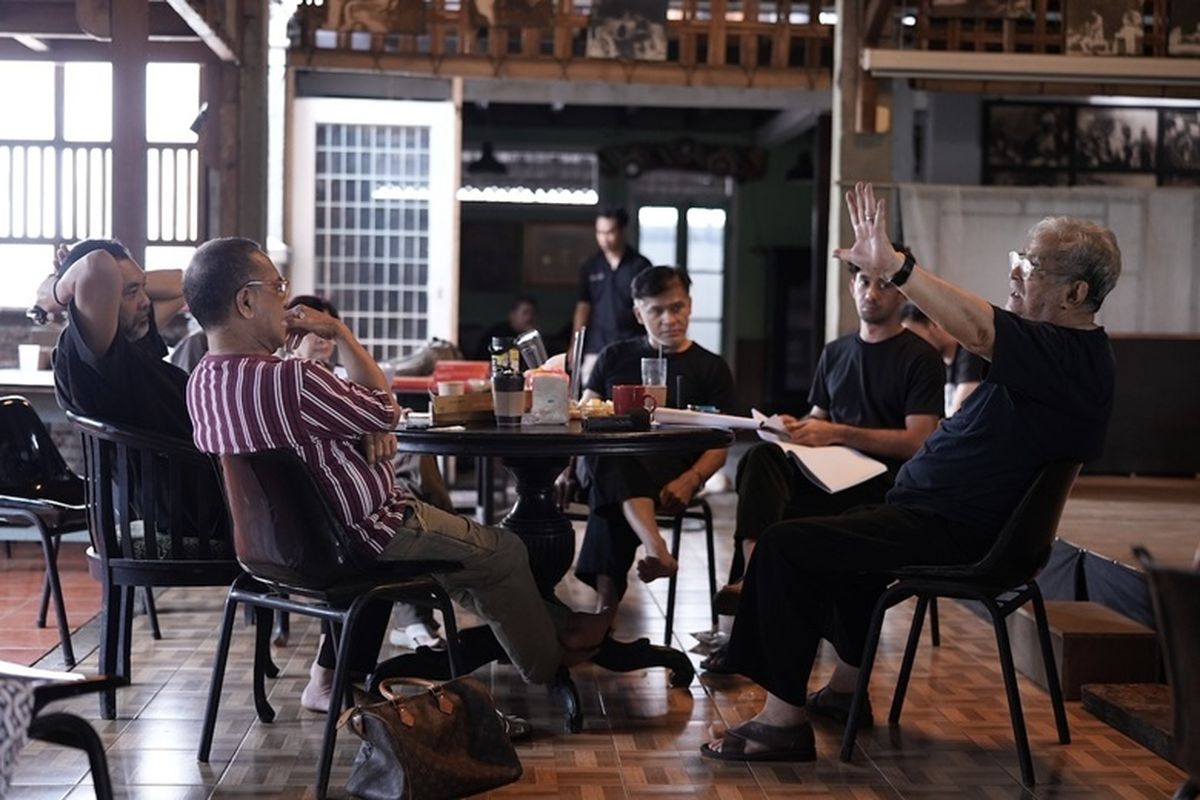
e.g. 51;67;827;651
902;303;987;416
716;258;944;604
560;266;734;613
571;208;652;379
703;182;1120;764
35;240;191;437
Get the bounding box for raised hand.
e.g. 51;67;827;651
832;182;901;281
285;304;344;341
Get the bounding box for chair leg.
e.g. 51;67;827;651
928;597;941;647
1030;586;1070;745
252;606;277;723
29;712;115;800
272;609;290;648
841;592;897;762
315;603;363;800
36;536;58;627
987;597;1036;788
198;589;241;762
143;587;162;640
889;595;930;725
701;502;717;629
97;579;122;719
432;585;463;678
38;532;75;668
663;517;684;646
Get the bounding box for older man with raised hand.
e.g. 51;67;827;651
702;182;1120;763
182;237;613;693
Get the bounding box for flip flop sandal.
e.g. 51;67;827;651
699;643;736;675
806;686;874;728
700;720;817;763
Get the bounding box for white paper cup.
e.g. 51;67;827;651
437;380;465;396
18;344;42;372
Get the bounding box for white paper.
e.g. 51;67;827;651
652;407;763;430
751;410;887;494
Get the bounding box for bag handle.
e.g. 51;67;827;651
378;676;456;715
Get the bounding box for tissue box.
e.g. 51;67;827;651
527;371;569;425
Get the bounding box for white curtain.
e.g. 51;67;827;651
897;184;1200;334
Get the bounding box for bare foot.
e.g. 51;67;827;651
559;607;615;652
636;553;678;583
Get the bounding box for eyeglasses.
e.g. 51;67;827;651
1008;251;1076;283
242;278;289;297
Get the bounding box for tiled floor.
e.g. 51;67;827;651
1;541;100;666
4;489;1190;799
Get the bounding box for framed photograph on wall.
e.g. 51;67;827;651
1162;111;1200;171
986;104;1072;168
523;222;596;288
587;0;669;61
1075;107;1157;170
467;0;555;28
929;0;1032;18
1065;0;1144;55
1168;0;1200;56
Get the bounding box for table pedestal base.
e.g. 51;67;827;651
500;456;574;596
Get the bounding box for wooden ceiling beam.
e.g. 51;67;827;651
0;1;192;39
160;0;236;63
0;38;212;61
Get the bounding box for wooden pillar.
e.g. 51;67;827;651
110;0;148;265
825;0;893;340
236;0;269;242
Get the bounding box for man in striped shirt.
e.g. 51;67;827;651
182;237;611;693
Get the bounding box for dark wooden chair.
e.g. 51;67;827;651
566;496;717;645
0;396;87;667
198;448;462;800
1135;547;1200;800
840;462;1082;788
67;411;242;719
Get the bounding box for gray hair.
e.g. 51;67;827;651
1028;217;1122;311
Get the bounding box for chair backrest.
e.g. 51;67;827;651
930;461;1082;587
218;449;364;590
67;411;232;569
1135;548;1200;782
0;395;76;491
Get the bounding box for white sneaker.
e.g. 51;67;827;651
388;622;446;651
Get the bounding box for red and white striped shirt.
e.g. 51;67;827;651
187;353;405;556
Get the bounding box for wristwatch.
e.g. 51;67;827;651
889;250;915;287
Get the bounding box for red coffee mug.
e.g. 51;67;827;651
612;384;657;415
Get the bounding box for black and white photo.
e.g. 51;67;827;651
986;104;1072;168
1075;107;1157;170
1168;0;1200;56
929;0;1032;18
1162;111;1200;171
1065;0;1144;55
587;0;669;61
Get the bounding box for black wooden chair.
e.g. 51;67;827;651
67;411;242;719
0;396;88;667
1;663;128;800
198;448;463;800
840;462;1081;788
566;496;717;645
1135;547;1200;800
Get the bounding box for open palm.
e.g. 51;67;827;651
833;182;897;279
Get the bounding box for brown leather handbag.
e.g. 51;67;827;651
338;676;522;800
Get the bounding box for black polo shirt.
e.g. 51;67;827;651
53;302;193;439
577;247;652;354
889;307;1115;533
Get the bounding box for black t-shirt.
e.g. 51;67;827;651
586;336;735;414
577;247;652;354
948;344;988;386
53;302;193;439
809;329;945;474
888;307;1115;533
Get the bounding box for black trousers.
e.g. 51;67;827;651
725;504;993;707
729;442;892;583
575;452;694;599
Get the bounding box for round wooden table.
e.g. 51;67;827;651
395;421;733;593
